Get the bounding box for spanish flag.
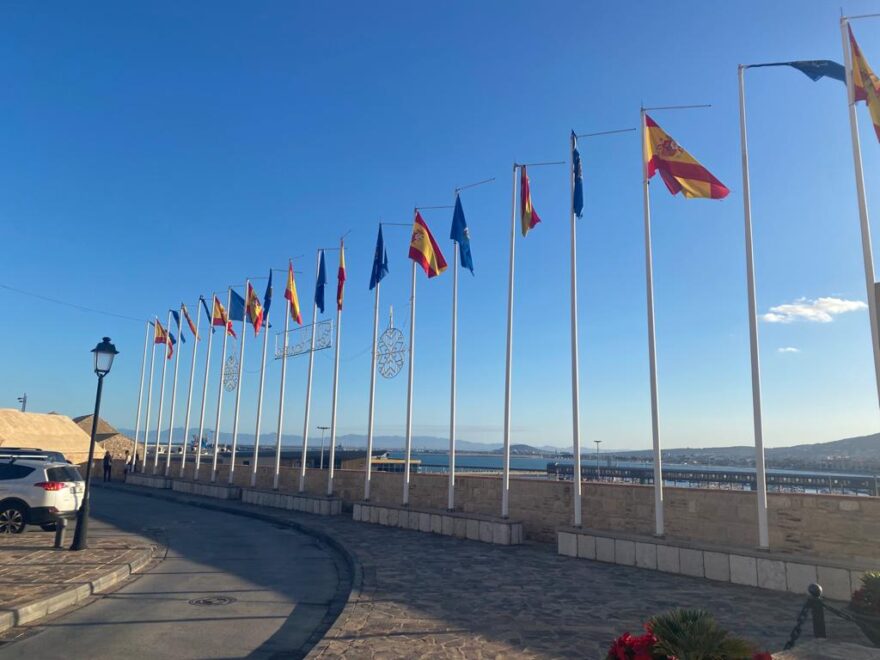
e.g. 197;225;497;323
520;165;541;236
212;295;237;338
644;114;729;200
181;303;200;340
849;25;880;142
154;320;173;359
285;261;303;324
336;243;346;311
409;210;447;278
246;281;264;336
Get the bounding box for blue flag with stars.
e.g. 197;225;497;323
572;131;584;218
315;250;327;313
450;194;474;274
369;226;389;290
171;310;186;342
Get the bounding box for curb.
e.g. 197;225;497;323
96;482;365;658
0;544;154;634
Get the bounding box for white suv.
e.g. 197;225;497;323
0;458;84;534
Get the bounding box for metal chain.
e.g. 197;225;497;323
784;600;812;650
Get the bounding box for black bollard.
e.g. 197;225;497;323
54;518;68;549
808;583;827;639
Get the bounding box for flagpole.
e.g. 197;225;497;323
153;310;172;474
228;280;248;485
364;282;380;500
141;323;157;473
502;163;517;518
298;255;321;493
327;248;344;496
570;133;583;528
194;296;214;480
402;260;417;506
841;17;880;409
737;66;770;549
132;321;149;475
274;297;291;489
164;306;184;475
179;302;202;477
211;290;232;482
448;234;459;511
641;109;664;537
250;307;270;488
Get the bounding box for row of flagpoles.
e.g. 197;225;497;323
129;17;880;550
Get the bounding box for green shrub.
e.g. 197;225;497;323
649;608;756;660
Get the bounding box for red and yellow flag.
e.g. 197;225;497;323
154;319;173;359
246;282;264;336
336;243;346;311
181;303;199;340
409;210;447;278
285;261;303;324
644;114;729;200
520;165;541;237
212;295;236;338
849;25;880;142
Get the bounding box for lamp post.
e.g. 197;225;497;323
594;440;602;483
70;337;118;551
317;426;329;470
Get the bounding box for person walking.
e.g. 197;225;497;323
103;451;113;482
123;450;131;478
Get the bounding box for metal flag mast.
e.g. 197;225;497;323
179;300;202;477
403;242;417;506
141;320;157;473
328;239;348;496
273;264;293;490
298;253;323;492
250;287;270;488
228;280;249;484
152;310;173;474
447;179;493;511
211;289;233;482
194;294;214;479
841;14;880;409
132;321;150;474
164;305;185;475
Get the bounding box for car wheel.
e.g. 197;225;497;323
0;504;26;534
40;523;57;532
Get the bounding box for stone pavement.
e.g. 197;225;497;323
0;519;155;627
111;484;869;659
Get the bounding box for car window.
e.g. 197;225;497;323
0;464;36;480
46;466;83;482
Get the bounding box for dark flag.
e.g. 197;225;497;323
263;269;273;321
748;60;845;83
572;131;584;217
450;194;474;274
315;250;327;313
369;226;389;290
200;295;215;333
229;289;246;322
171;310;186;342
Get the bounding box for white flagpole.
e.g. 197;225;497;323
841;17;880;408
298;254;321;492
141;323;157;473
194;296;214;480
738;66;770;549
132;321;149;475
364;282;380;500
180;300;202;478
228;280;249;485
211;290;232;482
164;305;184;475
153;310;173;474
327;247;344;496
448;237;458;511
501;164;517;518
641;109;664;537
250;306;270;488
570;133;583;528
403;260;417;506
273;296;291;490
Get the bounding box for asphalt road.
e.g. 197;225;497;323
0;487;348;660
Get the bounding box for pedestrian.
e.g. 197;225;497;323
135;452;141;473
123;450;131;478
103;451;112;482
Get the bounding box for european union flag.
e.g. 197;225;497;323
263;269;273;320
450;194;474;274
200;296;215;333
229;290;246;322
315;251;327;313
171;310;186;342
749;60;845;83
369;226;389;290
572;131;584;218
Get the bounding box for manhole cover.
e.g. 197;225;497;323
188;595;237;607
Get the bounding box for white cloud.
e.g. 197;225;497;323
762;297;867;323
777;347;800;354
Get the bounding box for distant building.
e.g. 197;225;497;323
0;408;92;462
73;414;135;460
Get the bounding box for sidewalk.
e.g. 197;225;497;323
0;518;156;634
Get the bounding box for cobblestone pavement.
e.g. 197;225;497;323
0;519;155;614
112;485;865;659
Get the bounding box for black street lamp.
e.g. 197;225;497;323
70;337;118;551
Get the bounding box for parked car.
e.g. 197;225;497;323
0;458;84;533
0;448;70;464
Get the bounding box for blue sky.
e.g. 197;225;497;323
1;1;879;450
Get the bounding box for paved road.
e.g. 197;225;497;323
0;488;348;660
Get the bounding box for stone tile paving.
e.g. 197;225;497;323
0;521;155;612
115;485;868;659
